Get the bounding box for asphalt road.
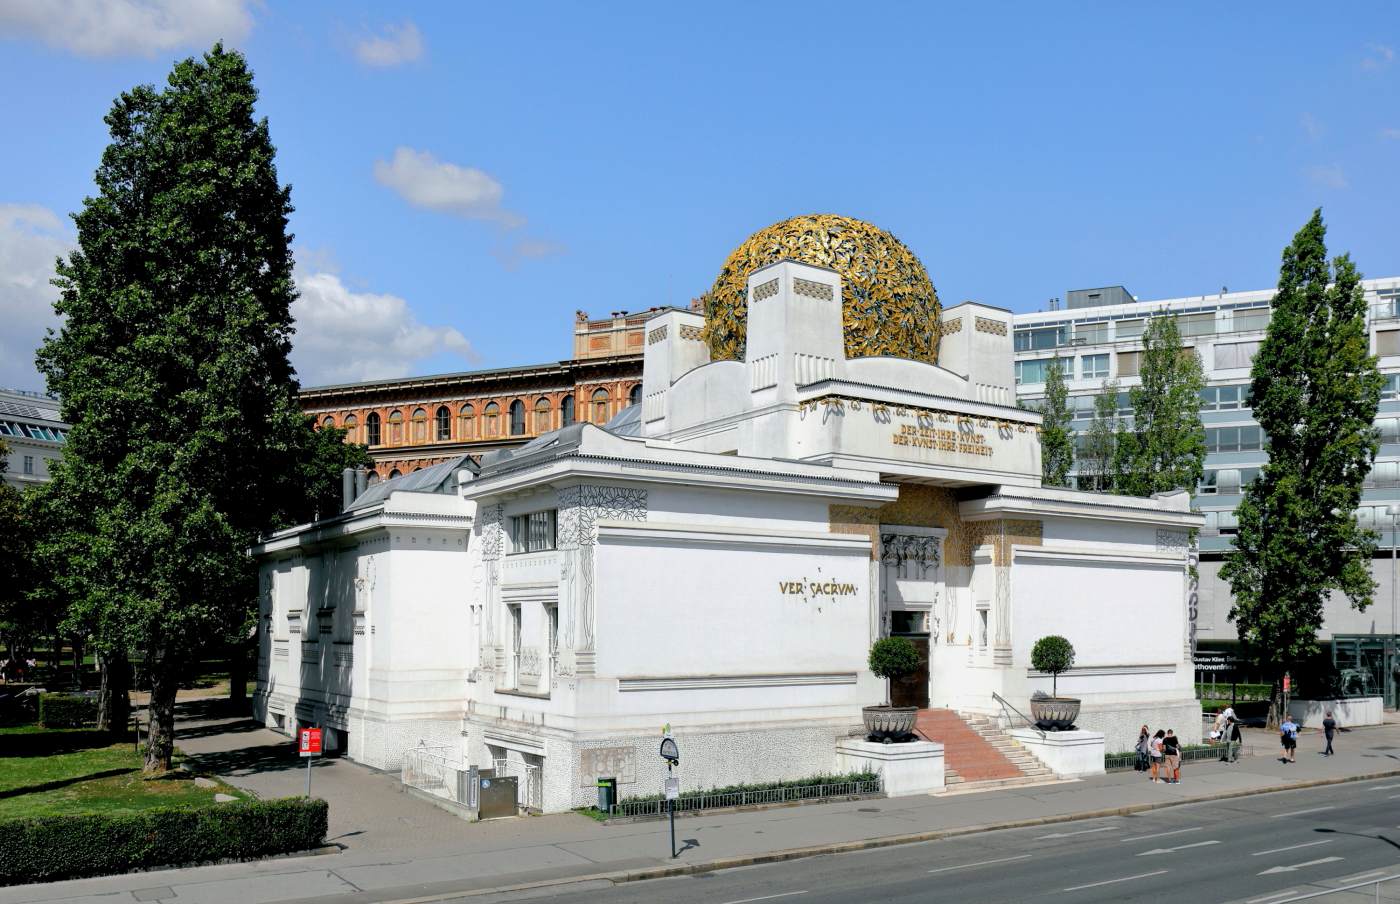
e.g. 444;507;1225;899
467;777;1400;904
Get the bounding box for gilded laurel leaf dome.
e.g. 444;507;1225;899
701;213;941;364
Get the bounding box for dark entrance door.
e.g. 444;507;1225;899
889;635;930;709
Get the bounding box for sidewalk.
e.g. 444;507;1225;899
6;715;1400;904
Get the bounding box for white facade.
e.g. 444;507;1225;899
255;259;1203;813
0;388;67;488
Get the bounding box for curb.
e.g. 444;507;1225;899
382;766;1400;903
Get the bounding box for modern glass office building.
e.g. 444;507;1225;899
1013;277;1400;703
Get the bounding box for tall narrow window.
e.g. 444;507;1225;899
509;400;526;436
388;410;403;444
560;394;575;426
459;404;476;439
628;384;641;406
435;405;451;441
484;402;500;436
534;397;551;433
591;388;610;422
366;412;382;446
343;414;358;443
411;407;427;442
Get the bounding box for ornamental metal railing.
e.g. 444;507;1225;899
1104;743;1235;771
991;692;1045;740
402;744;472;806
612;778;882;819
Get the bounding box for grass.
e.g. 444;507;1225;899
0;725;248;820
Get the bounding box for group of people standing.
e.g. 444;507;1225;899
1134;726;1185;783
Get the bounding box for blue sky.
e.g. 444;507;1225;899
1;1;1397;391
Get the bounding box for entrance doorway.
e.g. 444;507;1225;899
889;611;930;709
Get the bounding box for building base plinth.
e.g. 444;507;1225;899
836;738;944;796
1008;729;1105;778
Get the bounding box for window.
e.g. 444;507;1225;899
1214;341;1261;370
366;470;379;484
1074;322;1108;345
1379;418;1400;445
1379;330;1400;358
508;604;522;685
320;415;335;429
509;510;557;553
977;607;989;650
484;402;500;436
1080;354;1109;379
1384;374;1400;401
1200;384;1248;411
561;394;575;426
1232;308;1270;333
366;412;381;446
1117;350;1141;377
547;604;559;658
411;407;427;442
534;397;551;433
1177;313;1216;338
1116;319;1145;340
1014;325;1066;352
628;384;641;406
435;406;451;441
592;388;610;422
343;414;358;442
1367;461;1400;488
388;468;401;479
388;410;403;444
509;400;526;436
459;404;476;439
1205;425;1263;452
23;455;34;475
1015;358;1052;385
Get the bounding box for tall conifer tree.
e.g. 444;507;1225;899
36;46;339;770
1079;379;1120;492
1114;316;1207;496
1221;211;1382;688
1039;356;1074;487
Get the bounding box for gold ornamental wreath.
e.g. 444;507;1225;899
701;214;942;365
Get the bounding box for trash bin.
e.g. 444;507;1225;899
596;777;617;813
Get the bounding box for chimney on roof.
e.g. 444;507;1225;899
354;466;367;498
342;468;356;512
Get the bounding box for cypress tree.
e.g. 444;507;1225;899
1079;379;1121;492
1039;356;1074;488
1221;211;1383;697
1114;315;1207;497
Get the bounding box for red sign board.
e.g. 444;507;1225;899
299;727;322;757
1283;675;1291;693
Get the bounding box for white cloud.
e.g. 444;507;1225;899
1300;112;1323;141
0;204;70;392
373;147;524;227
1306;164;1349;190
353;20;423;67
0;0;253;58
1362;43;1395;72
291;267;476;386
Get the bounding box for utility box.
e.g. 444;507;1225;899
596;777;617;813
478;774;518;820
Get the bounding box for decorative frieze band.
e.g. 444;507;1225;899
678;324;703;341
647;325;668;345
793;277;834;300
974;316;1007;336
752;278;780;302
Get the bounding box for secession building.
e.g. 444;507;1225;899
254;215;1202;813
298;309;663;480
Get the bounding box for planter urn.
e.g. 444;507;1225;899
862;705;918;743
1030;696;1080;731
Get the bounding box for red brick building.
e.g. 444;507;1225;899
299;309;666;480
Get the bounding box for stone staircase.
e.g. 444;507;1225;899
915;708;1055;792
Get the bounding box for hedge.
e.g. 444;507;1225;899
38;693;97;729
0;797;328;885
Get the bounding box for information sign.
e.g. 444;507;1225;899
299;727;323;757
664;777;679;801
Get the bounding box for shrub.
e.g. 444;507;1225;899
0;797;328;885
1031;635;1076;696
868;636;920;682
38;693;97;728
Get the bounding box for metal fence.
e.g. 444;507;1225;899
1104;744;1236;772
613;778;882;819
402;744;472;806
1264;871;1400;902
491;757;542;812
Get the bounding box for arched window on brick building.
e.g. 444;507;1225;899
484;402;500;437
459;404;475;439
388;410;403;444
412;407;427;443
344;414;358;443
509;400;526;436
435;405;451;441
366;469;379;484
366;412;382;446
628;384;641;407
591;388;610;423
320;415;335;429
561;394;575;426
534;397;551;433
388;469;401;479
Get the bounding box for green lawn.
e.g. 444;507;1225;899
0;726;248;819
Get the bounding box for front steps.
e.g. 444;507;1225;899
916;708;1056;792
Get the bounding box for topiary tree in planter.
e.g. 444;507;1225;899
864;637;923;741
869;636;921;690
1031;635;1075;697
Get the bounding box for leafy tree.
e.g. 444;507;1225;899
1079;379;1120;492
1221;211;1383;707
1031;635;1075;697
869;636;920;684
0;439;35;664
1039;356;1074;487
1114;315;1207;496
37;46;317;771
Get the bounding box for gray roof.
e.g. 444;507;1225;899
347;454;478;512
604;403;643;437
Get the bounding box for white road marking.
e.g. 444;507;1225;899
1064;870;1169;891
1038;825;1117;839
718;893;808;904
1251;839;1333;856
1388;793;1400;799
1119;826;1202;843
1369;783;1400;790
1336;869;1390;884
1246;891;1306;904
1269;806;1336;818
928;854;1032;874
1136;840;1219;855
1258;856;1344;876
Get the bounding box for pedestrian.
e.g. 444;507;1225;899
1225;716;1242;763
1150;729;1165;782
1280;715;1299;763
1135;724;1151;774
1321;711;1337;757
1163;729;1182;783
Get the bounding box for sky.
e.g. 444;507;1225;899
1;1;1398;393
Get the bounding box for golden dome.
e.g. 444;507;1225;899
701;213;941;364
